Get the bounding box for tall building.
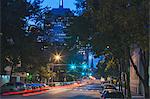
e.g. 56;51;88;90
44;0;74;47
43;0;74;81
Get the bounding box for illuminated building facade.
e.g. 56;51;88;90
44;0;74;46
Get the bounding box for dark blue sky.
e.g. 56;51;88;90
41;0;76;10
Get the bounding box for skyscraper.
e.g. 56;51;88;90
44;0;74;46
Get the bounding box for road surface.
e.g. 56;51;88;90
0;83;102;99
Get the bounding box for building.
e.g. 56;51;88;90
42;1;74;81
130;45;144;95
44;0;74;47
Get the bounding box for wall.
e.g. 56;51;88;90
130;47;144;95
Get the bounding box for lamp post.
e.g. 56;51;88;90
51;53;62;82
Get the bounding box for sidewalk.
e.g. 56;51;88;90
116;86;144;99
131;86;144;99
132;95;144;99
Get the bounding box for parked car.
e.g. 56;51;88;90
101;90;124;99
26;83;48;90
100;84;117;94
102;84;117;90
0;82;26;94
26;84;33;90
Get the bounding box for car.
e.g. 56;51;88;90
26;84;33;90
76;81;81;84
103;84;117;90
100;84;117;94
0;82;26;94
100;90;124;99
40;84;48;88
26;83;48;90
27;83;41;89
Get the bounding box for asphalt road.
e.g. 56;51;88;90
0;83;102;99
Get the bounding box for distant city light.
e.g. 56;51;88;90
89;54;93;60
106;45;110;49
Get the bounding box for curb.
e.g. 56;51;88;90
132;96;144;99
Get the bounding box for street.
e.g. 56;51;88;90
0;83;102;99
1;0;149;98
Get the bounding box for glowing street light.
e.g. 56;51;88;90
53;53;62;63
26;73;30;76
51;52;63;82
106;45;110;49
55;55;61;61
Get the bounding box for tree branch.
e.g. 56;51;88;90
129;54;145;86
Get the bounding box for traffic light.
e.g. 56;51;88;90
70;63;76;69
82;63;87;69
82;72;85;75
89;73;92;76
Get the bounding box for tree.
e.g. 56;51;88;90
97;51;119;78
1;0;34;78
70;0;149;98
38;66;56;83
1;0;51;82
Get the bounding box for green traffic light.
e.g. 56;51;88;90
70;64;76;69
82;64;87;69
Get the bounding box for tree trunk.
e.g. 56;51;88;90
9;63;14;83
125;47;131;98
129;54;145;87
144;85;149;98
118;58;122;91
129;49;149;98
140;49;149;98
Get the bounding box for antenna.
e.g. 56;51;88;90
59;0;63;8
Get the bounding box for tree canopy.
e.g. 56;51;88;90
70;0;149;98
1;0;51;74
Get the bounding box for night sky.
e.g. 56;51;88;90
40;0;76;10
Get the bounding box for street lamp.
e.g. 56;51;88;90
51;52;63;82
55;55;61;61
53;53;62;63
26;73;30;76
